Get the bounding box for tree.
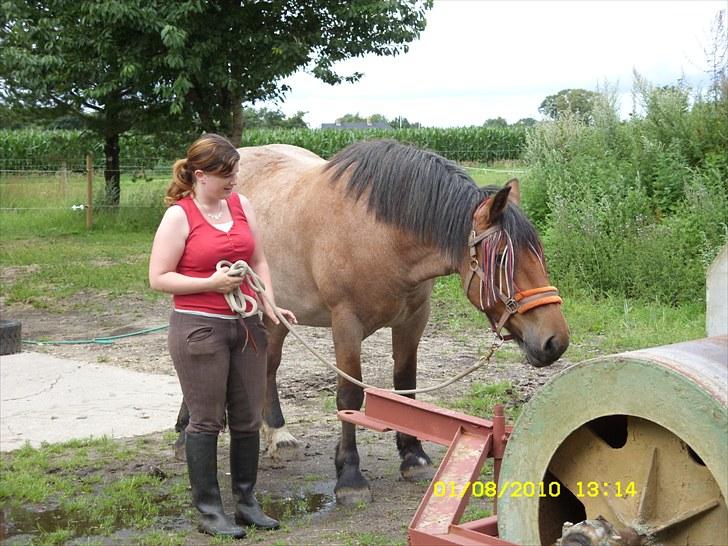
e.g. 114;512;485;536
1;0;431;205
157;1;431;141
336;113;388;124
0;1;189;205
334;113;421;128
242;107;308;129
0;102;29;129
483;117;508;127
514;117;537;127
538;89;600;123
390;116;421;129
705;9;727;104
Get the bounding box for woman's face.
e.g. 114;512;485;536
194;164;239;198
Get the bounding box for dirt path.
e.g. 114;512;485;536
5;296;569;544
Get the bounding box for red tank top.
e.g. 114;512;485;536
173;193;257;315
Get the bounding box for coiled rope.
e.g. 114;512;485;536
220;259;503;395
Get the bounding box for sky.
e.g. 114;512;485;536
262;0;725;128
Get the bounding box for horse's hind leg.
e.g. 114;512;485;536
392;303;434;481
261;319;299;458
173;400;189;461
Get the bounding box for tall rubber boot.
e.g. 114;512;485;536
230;432;280;530
185;432;246;538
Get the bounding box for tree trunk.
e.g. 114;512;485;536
230;89;243;146
218;87;232;138
187;84;215;133
104;134;121;207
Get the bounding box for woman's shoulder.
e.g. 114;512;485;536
163;202;189;224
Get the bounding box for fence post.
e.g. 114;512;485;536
86;154;93;229
60;161;68;200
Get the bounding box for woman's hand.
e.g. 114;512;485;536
207;267;243;294
265;306;298;326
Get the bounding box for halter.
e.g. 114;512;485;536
463;225;562;341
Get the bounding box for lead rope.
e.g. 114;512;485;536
218;259;503;395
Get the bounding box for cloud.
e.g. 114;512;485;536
262;0;723;127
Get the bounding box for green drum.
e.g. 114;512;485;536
498;336;727;545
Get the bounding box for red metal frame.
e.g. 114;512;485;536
338;388;519;546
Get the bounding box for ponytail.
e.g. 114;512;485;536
164;159;194;205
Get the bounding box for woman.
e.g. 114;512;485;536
149;133;296;539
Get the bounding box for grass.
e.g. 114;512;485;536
463;161;526;187
0;437;190;544
334;531;406;546
446;381;520;422
0;172;167;238
561;292;706;361
0;230;159;311
0;174;166;309
321;392;337;413
430;274;706;363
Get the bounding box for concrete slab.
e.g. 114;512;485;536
0;351;181;452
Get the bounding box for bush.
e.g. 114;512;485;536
524;81;728;305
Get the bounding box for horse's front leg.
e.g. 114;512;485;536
331;310;371;505
261;319;299;458
392;302;434;481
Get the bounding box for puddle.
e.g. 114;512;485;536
0;501;181;543
1;490;335;542
261;490;335;520
2;503;81;537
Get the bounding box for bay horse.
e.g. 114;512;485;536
176;139;569;505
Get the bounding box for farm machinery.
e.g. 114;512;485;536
338;335;728;545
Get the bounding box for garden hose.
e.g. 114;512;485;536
22;324;168;346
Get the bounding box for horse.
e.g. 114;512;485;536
175;139;569;505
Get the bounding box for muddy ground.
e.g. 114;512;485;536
3;294;570;545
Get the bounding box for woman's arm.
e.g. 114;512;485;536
240;194;297;325
149;205;240;295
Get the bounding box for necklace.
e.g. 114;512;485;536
195;198;224;221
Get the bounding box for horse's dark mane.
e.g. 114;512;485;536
324;140;541;266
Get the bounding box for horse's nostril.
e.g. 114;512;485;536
542;335;556;355
541;334;568;361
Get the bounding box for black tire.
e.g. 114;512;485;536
0;319;22;355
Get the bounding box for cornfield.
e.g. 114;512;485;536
241;126;526;161
1;126;526;168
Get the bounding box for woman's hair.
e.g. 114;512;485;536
164;133;240;205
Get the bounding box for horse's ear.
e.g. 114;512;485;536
506;178;521;205
474;185;511;228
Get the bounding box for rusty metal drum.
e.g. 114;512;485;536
498;336;728;545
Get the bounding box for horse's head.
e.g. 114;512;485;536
460;179;569;367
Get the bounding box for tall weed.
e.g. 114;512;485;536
524;79;727;305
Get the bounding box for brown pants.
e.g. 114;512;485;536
168;311;268;435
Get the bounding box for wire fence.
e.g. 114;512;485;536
0;151;527;225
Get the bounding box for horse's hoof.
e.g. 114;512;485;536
334;485;373;506
173;432;186;462
262;425;299;459
400;453;434;481
400;461;435;481
334;464;372;505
